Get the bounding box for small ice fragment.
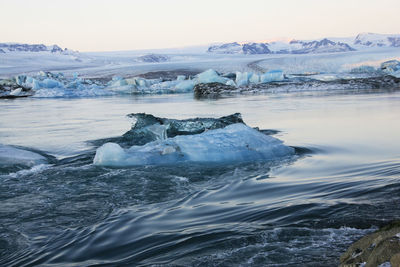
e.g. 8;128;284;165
249;73;260;84
93;143;126;166
177;75;186;81
10;88;22;96
225;79;236;86
236;72;251;86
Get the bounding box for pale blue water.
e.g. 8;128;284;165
1;90;400;266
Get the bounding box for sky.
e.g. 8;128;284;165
1;0;400;52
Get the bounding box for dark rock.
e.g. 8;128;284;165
136;70;200;80
193;82;237;97
339;220;400;267
0;79;34;98
195;75;400;97
136;54;170;63
111;113;244;147
221;72;237;79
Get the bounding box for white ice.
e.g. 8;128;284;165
196;69;229;84
93;123;295;167
260;70;285;83
0;144;47;167
236;72;251;86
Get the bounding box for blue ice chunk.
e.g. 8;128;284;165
175;80;196;92
249;73;260;84
260;70;285;83
196;69;228;84
0;144;47;167
93;123;295;166
236;72;251;86
225;79;236;86
177;75;186;81
41;78;63;88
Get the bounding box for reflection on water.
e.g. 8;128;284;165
0;90;400;266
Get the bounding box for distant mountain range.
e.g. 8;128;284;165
1;33;399;57
207;33;400;55
0;43;76;54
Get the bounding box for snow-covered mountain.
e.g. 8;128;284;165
354;33;400;47
289;38;355;54
208;38;355;54
207;42;244;54
207;42;271;54
0;43;76;54
207;33;400;55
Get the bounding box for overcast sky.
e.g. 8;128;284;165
1;0;399;51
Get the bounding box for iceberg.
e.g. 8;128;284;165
93;113;294;167
94;124;294;166
249;73;260;84
235;72;261;86
236;72;251;86
381;60;400;77
18;71;114;98
175;80;196;92
0;144;48;167
349;65;378;74
196;69;229;84
260;70;285;83
117;113;244;147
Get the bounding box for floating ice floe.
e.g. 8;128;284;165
0;144;48;167
93;114;294;166
349;65;378;74
4;68;293;98
260;70;285;83
381;60;400;78
14;72;112;98
196;69;231;84
12;63;400;98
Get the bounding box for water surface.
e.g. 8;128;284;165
1;90;400;266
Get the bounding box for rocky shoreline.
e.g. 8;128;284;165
340;221;400;267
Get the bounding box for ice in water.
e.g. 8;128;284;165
93;123;294;166
0;144;47;167
260;70;285;83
